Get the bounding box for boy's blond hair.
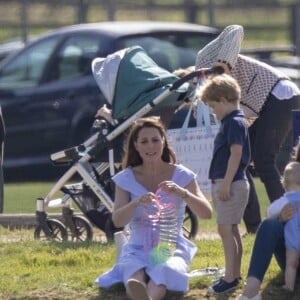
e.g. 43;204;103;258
199;73;241;104
283;161;300;190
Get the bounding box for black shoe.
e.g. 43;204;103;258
208;278;239;294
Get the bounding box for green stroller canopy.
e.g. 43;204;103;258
92;46;189;120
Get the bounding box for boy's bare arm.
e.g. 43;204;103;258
218;144;242;201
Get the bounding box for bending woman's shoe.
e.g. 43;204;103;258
236;294;261;300
126;278;151;300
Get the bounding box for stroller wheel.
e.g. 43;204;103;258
34;219;68;242
183;206;199;239
68;215;93;242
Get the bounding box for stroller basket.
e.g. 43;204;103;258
61;183;99;213
62;183;112;234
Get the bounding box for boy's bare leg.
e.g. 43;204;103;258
232;224;243;279
218;224;238;282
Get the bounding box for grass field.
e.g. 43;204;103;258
1;179;300;299
2;178;269;232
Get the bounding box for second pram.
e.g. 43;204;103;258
34;46;223;242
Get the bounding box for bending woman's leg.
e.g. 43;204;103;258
241;219;285;298
251;95;300;202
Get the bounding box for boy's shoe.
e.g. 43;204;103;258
213;275;242;284
126;279;151;300
208;278;239;294
212;276;224;284
236;294;261;300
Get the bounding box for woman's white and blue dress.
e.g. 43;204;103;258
95;164;198;292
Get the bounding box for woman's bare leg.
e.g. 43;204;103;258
147;280;166;300
242;277;261;298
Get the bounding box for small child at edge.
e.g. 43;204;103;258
267;161;300;292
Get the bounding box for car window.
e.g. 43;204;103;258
0;36;58;89
120;33;216;72
50;36;99;82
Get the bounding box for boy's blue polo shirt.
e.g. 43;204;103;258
209;109;250;181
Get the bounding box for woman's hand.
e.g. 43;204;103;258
158;181;186;198
95;104;112;122
279;204;297;222
136;192;156;207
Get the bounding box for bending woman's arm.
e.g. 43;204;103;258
195;24;244;70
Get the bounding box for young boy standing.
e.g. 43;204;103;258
199;74;250;294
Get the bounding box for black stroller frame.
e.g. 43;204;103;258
34;67;223;243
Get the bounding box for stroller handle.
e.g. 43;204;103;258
170;66;224;91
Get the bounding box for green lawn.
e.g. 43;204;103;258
4;178;269;212
1;179;299;299
2;178;269;235
3;181;63;213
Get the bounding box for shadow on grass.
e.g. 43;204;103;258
261;272;300;300
97;283;186;300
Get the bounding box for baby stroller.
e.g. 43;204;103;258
34;46;222;242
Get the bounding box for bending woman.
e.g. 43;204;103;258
196;24;300;233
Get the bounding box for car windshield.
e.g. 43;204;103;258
119;33;214;71
0;36;59;89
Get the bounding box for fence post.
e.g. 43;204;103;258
146;0;155;20
184;0;197;23
207;0;215;27
77;0;88;23
106;0;115;21
291;3;300;56
21;0;28;43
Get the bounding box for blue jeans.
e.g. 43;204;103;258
247;218;300;281
249;94;300;202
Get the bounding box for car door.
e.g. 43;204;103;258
0;33;103;169
0;36;63;168
37;33;104;153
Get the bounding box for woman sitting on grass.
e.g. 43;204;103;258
95;117;212;300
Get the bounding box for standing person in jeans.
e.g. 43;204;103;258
199;74;250;294
196;24;300;234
